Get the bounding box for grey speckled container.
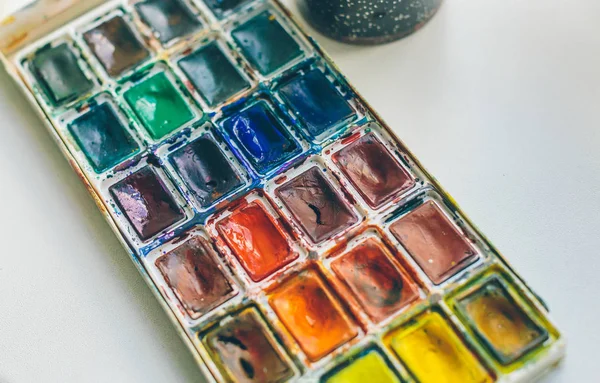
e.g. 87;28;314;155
298;0;443;45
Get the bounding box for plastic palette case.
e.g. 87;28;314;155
0;1;565;382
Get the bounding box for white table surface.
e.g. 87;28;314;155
1;0;599;382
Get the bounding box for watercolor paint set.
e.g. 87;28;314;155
0;0;564;381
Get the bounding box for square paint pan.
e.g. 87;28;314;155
0;0;564;382
171;35;256;112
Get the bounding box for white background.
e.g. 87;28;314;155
1;0;599;382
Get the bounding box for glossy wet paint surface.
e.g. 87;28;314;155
124;72;194;140
222;101;299;173
31;43;93;105
276;167;358;243
278;69;354;140
169;135;242;208
333;133;414;207
68;102;139;173
179;42;250;107
269;267;358;362
217;201;297;281
135;0;202;44
83;15;150;77
390;201;477;284
331;238;419;323
231;11;302;75
109;167;185;240
155;237;234;318
386;311;493;383
204;308;294;383
457;279;548;365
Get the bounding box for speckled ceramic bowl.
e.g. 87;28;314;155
298;0;443;45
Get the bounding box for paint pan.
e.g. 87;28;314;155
268;265;359;362
385;310;494;383
83;14;150;77
321;347;401;383
134;0;202;44
0;0;564;382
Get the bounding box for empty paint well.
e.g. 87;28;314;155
456;278;549;365
135;0;202;44
178;42;250;107
385;311;493;383
389;201;477;285
331;237;419;323
30;43;93;106
68;102;139;173
124;71;194;140
269;267;358;362
109;167;185;241
222;101;299;174
204;0;250;18
322;348;401;383
276;167;358;243
216;201;297;281
204;308;294;383
169;135;243;208
333;133;414;208
231;11;303;76
278;69;355;141
83;15;150;77
155;237;234;319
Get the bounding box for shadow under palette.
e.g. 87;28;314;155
1;0;564;382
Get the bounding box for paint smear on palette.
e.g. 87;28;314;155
457;278;549;365
278;69;355;140
204;308;294;383
124;72;194;140
169;135;242;208
222;101;299;174
331;237;419;323
389;201;477;284
323;349;401;383
155;237;235;319
68;102;139;173
31;43;93;105
231;11;302;76
83;15;149;77
332;133;414;208
386;311;493;383
276;167;358;243
269;267;358;362
217;201;298;281
109;166;185;240
179;42;250;107
135;0;201;44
